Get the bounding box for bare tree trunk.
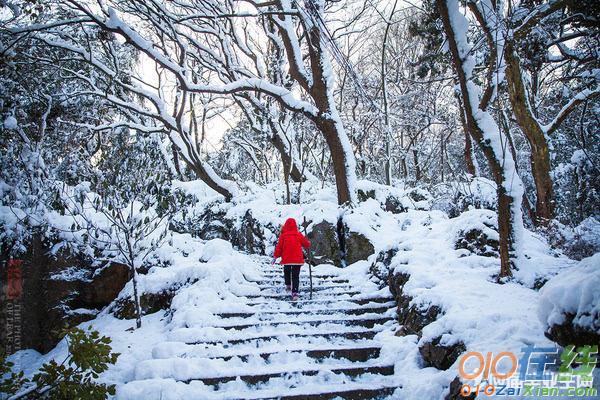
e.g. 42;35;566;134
130;266;142;329
271;132;306;183
171;143;183;178
400;131;408;179
313;118;355;205
303;23;357;205
126;239;142;329
499;108;537;225
412;149;421;181
456;94;476;175
440;130;445;182
438;0;523;279
381;0;399;186
504;42;554;224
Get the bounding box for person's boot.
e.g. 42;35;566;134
291;292;299;301
285;285;291;292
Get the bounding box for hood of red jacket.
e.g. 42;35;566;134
281;218;298;234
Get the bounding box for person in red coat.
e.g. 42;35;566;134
273;218;311;300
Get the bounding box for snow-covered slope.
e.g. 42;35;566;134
7;182;598;400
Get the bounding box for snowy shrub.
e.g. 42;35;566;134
355;180;431;212
200;239;234;262
431;177;497;218
1;327;119;400
452;209;499;257
542;217;600;260
553;149;600;226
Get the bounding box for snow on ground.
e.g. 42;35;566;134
367;208;584;399
8;232;265;389
6;180;598;400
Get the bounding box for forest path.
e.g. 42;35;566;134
118;258;400;399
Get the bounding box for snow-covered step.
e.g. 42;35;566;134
170;318;391;345
251;278;350;286
181;364;395;386
217;303;395;318
214;346;382;363
214;317;393;331
135;350;393;382
260;271;340;279
117;377;399;400
245;290;361;299
152;341;382;363
245;296;395;307
272;386;398;400
153;336;382;358
256;283;354;292
181;329;380;346
210;314;393;330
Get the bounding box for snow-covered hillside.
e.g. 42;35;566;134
6;181;598;400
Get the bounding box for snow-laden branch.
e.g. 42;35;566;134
53;2;318;117
542;87;600;135
512;0;567;40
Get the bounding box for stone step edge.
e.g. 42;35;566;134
270;385;398;400
246;291;361;299
217;304;395;318
185;329;379;346
211;316;394;331
256;284;353;291
196;346;383;363
182;364;395;386
154;339;382;359
245;297;395;306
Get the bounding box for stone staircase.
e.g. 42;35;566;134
119;262;399;399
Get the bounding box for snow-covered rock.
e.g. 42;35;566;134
538;253;600;346
200;238;234;262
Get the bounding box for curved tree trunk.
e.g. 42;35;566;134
313;117;356;205
438;0;525;279
296;21;357;205
456;92;476;176
186;160;234;202
504;42;554;224
169;132;235;201
270;130;306;183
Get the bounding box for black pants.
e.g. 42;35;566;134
284;265;301;292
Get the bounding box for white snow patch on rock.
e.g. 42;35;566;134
538;253;600;332
3;115;18;130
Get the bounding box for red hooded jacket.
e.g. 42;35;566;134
274;218;311;265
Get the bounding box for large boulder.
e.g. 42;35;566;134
307;220;341;265
384;195;407;214
344;230;375;265
388;270;442;337
197;207;231;241
0;234;131;354
455;228;499;257
419;336;466;370
230;210;266;255
397;300;443;337
369;248;399;288
357;188;376;202
112;289;176;320
445;377;477;400
544;314;600;348
539;254;600;348
77;262;131;309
